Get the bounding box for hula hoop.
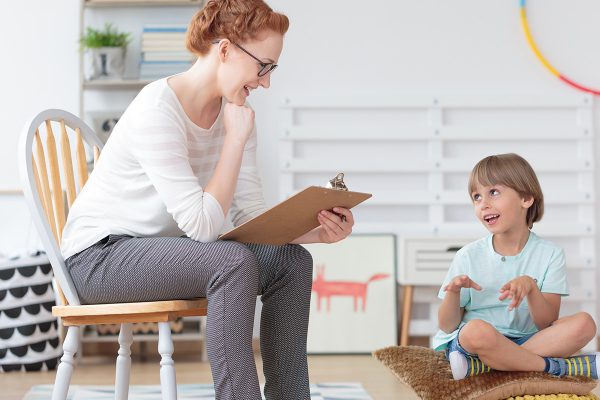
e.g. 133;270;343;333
520;0;600;95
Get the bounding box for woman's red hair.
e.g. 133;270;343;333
186;0;289;55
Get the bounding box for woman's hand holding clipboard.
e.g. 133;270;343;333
219;173;371;245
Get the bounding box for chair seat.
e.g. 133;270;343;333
53;298;208;326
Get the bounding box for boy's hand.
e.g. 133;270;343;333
499;276;537;311
443;275;482;293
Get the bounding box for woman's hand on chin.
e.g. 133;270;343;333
223;102;254;146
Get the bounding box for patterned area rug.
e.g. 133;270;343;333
24;382;372;399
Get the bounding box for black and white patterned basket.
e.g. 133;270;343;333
0;255;61;372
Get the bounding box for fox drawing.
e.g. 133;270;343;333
311;264;390;312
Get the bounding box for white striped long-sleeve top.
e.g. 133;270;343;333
60;78;267;260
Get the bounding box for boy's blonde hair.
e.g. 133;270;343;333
468;153;544;228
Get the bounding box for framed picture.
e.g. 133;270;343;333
86;110;123;144
304;234;397;354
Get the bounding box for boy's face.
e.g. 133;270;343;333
470;183;534;234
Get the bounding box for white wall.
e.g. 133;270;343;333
0;0;80;191
0;0;80;255
250;0;600;206
0;0;599;255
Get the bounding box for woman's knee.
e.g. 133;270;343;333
220;242;259;282
285;244;313;279
290;244;313;266
224;241;257;262
459;320;498;352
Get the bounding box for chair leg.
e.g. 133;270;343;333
52;325;80;400
200;316;208;363
400;285;414;346
158;322;177;400
115;323;133;400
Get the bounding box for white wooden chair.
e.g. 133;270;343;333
18;109;208;400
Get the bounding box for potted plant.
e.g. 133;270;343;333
80;23;131;80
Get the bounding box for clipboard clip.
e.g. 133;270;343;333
326;172;349;191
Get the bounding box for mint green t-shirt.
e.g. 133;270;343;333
432;232;568;351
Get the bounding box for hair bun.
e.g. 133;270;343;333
186;0;289;56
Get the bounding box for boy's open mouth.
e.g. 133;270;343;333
484;214;499;225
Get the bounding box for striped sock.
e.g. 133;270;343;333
544;354;600;379
448;351;493;380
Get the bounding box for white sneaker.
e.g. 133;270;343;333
448;351;492;380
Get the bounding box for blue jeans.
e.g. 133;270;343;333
445;325;536;359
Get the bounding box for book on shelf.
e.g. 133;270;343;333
143;51;195;62
139;61;191;78
143;24;187;33
142;45;188;52
142;39;187;47
142;32;187;40
141;25;188;53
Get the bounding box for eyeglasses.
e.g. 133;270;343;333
212;40;278;77
232;42;278;77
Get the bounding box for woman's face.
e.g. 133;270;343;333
218;30;284;106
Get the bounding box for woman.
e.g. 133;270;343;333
60;1;354;399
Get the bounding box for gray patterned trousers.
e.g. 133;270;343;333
65;235;314;400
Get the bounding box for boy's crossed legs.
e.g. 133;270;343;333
448;313;598;380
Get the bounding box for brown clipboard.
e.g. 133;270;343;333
219;186;372;245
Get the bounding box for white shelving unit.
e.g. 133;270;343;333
78;0;203;128
279;93;597;351
77;0;207;358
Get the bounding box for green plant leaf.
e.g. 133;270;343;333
80;22;131;49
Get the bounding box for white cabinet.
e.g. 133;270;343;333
399;237;473;286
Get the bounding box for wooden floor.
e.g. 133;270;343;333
4;352;414;400
6;352;600;399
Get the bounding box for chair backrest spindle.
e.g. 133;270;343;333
93;146;100;167
75;128;88;189
34;129;59;242
45;120;66;243
60;120;77;208
20;109;105;306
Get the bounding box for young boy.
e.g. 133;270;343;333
433;153;598;380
